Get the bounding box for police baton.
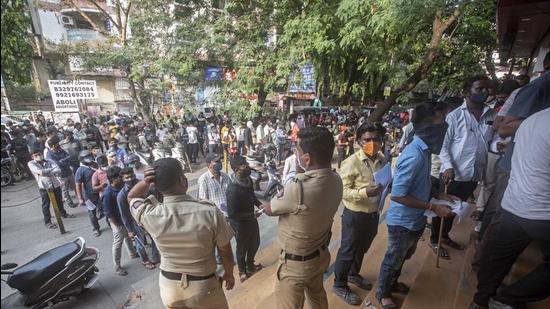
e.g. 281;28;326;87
47;187;66;234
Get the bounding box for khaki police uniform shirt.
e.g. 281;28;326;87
130;194;234;276
271;168;343;256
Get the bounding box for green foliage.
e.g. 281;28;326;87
1;0;35;84
57;0;497;118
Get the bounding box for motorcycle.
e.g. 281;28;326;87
152;142;171;161
1;237;99;309
251;160;283;200
1;156;13;187
171;142;192;173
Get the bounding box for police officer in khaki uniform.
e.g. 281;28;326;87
263;127;343;309
127;158;235;309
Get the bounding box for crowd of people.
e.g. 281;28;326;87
0;52;548;309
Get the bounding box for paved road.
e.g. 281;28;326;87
0;163;278;308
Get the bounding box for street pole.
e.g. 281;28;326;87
47;188;66;234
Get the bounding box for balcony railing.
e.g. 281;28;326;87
66;28;105;42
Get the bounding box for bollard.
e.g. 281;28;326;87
223;150;228;173
47;188;66;234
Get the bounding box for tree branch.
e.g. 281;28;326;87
66;0;111;37
85;0;120;30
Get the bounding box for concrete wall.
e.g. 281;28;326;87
37;9;66;43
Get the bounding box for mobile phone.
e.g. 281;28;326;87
486;120;494;125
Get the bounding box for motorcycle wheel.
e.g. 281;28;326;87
1;168;12;187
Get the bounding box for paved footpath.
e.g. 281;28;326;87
1;162;278;309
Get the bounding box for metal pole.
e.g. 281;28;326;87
223;149;228;173
436;184;448;268
47;188;66;234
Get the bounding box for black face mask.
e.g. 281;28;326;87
240;166;251;178
213;162;223;173
414;122;449;155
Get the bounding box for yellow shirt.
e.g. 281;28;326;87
340;150;386;214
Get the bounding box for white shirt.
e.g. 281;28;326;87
263;125;272;138
236;127;245;142
187;126;198;144
256;125;264;141
439;102;496;182
502;108;550;220
282;154;297;185
156;128;166;142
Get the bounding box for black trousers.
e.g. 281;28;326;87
186;143;199;163
474;209;550;307
430;180;477;243
336;147;346;169
229;219;260;274
39;187;67;224
334;208;379;287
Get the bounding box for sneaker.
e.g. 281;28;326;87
115;267;128;276
332;286;362;306
348;275;373;290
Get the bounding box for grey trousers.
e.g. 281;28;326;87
476;152;500;211
59;175;76;207
111;223;137;269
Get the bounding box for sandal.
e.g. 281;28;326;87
430;243;451;260
142;261;156;270
376;295;398;309
46;222;57;229
93;230;101;237
246;263;263;274
115;267;128;276
442;238;464;250
239;272;249;283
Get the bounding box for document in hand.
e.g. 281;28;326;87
373;163;392;187
375;163;393;213
85;199;97;211
424;198;471;223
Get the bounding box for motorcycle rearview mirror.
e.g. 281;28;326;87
1;263;18;270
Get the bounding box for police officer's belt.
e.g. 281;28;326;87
161;270;215;281
282;244;326;262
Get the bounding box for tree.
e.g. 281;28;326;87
1;0;35;84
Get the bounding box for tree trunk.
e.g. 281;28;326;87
257;82;267;107
368;7;462;122
128;78;152;122
484;49;498;81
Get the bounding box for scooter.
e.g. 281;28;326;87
152;142;171;161
1;237;99;309
251;160;283;200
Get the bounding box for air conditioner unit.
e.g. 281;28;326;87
59;15;74;26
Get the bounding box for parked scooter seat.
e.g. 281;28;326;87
8;242;80;295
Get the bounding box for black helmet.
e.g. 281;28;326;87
127;154;139;164
48;136;61;148
79;150;94;164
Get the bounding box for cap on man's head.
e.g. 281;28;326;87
205;153;221;163
229;156;247;170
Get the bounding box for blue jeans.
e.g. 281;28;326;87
133;227;160;263
377;225;423;299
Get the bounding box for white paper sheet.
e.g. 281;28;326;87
424;198;471;223
85;199;97;211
